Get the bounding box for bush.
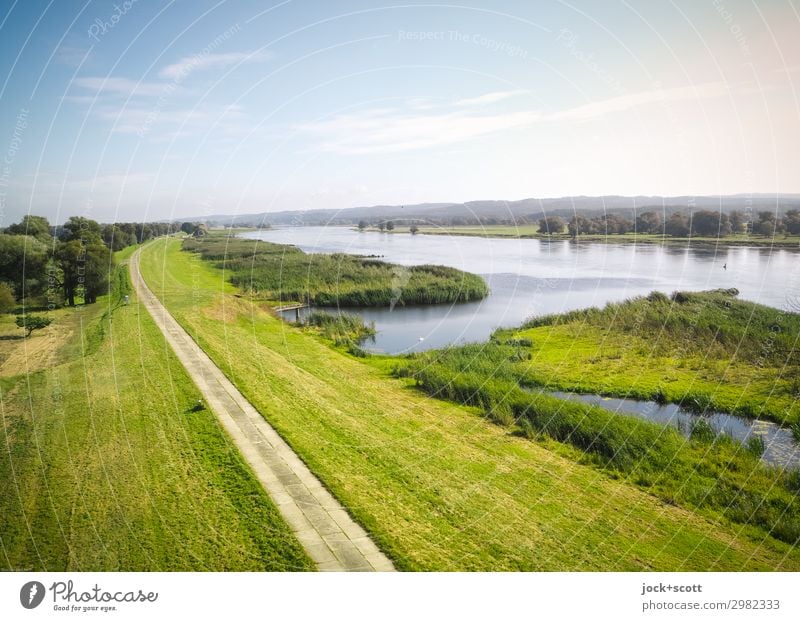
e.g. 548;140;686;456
16;314;51;337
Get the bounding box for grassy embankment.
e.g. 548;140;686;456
376;225;800;247
0;244;313;571
183;236;488;307
510;289;799;426
137;236;800;570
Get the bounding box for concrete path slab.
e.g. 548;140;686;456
130;249;395;572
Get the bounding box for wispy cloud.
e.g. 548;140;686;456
299;82;730;155
299;108;540;155
72;76;166;97
158;50;272;80
455;89;528;107
549;82;729;121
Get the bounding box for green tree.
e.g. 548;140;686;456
378;222;386;232
600;213;633;234
538;216;565;235
385;221;395;231
0;282;15;312
0;233;49;300
53;240;110;306
635;211;662;234
409;225;419;235
101;224;135;251
357;220;368;231
16;314;51;337
783;209;800;235
729;210;747;234
752;211;782;236
180;222;196;235
567;215;596;238
83;243;111;304
664;213;690;237
691;210;732;237
5;215;52;242
60;216;102;243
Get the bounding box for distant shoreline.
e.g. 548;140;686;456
354;226;800;249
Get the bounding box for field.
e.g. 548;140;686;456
183;236;488;306
378;225;800;247
0;245;313;571
136;236;800;570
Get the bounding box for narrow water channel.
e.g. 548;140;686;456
549;391;800;470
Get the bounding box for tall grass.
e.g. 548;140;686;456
183;236;488;307
304;310;375;345
521;288;800;366
396;341;800;545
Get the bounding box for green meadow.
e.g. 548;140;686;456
136;236;800;570
511;289;800;426
0;246;313;571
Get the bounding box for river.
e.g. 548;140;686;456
243;226;800;355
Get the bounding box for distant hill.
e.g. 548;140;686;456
183;194;800;227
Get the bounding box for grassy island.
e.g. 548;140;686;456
182;236;488;307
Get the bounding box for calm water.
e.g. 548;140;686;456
244;226;800;354
550;391;800;470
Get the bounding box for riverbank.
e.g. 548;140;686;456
396;290;800;545
362;225;800;248
135;237;800;570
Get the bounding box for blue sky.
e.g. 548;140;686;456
1;0;799;223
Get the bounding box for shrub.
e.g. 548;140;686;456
16;314;51;337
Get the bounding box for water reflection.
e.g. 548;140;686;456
549;391;800;470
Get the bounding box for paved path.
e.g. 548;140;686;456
130;249;395;572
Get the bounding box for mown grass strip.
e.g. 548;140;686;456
0;252;314;571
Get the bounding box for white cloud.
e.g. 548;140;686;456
299;109;540;155
72;77;166;97
455;90;528;107
299;82;730;155
158;50;272;81
548;82;730;121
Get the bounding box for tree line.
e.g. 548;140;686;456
537;209;800;238
0;214;202;313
